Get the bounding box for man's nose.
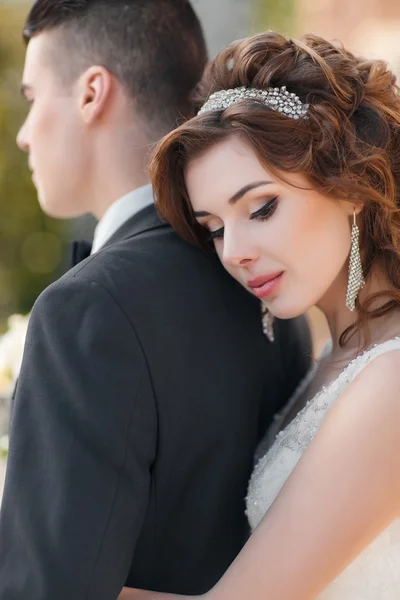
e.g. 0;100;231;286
16;120;29;153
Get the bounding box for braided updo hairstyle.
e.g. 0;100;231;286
150;31;400;345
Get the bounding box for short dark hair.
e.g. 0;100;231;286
24;0;208;133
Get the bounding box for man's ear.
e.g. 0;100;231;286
77;66;113;124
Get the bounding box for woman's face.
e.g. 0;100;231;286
185;135;356;319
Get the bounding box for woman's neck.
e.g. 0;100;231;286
317;264;400;357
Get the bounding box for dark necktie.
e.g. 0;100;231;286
70;240;92;268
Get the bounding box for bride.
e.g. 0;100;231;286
120;31;400;599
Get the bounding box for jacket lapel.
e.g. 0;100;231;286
101;204;170;249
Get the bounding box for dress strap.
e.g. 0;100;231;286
343;336;400;384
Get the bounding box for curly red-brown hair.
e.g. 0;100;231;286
150;31;400;346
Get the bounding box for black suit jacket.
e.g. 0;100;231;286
0;205;311;599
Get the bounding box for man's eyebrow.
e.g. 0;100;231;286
20;83;32;98
228;180;273;204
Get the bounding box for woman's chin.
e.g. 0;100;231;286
267;299;312;320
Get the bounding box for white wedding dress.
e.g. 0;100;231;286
246;337;400;599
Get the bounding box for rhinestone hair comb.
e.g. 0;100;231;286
198;85;309;119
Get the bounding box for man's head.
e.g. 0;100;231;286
17;0;207;218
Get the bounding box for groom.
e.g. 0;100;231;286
0;1;311;599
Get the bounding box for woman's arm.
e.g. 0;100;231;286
120;350;400;600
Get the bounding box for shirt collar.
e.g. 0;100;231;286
91;184;153;254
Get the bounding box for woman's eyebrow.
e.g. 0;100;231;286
228;180;273;204
193;180;273;218
193;210;210;217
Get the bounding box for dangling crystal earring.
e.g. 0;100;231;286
345;209;365;311
261;303;275;342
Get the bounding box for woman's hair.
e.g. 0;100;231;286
150;31;400;346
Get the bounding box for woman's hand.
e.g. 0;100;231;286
118;588;139;599
118;587;196;600
118;588;159;599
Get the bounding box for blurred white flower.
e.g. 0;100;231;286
0;314;30;398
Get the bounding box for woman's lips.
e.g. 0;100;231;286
247;271;284;299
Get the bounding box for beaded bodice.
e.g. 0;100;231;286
246;337;400;599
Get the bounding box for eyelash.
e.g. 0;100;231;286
207;196;279;242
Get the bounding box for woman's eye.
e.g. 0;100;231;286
203;197;278;243
207;226;224;241
250;196;278;221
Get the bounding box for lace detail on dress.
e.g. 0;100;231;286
246;337;400;600
254;340;332;461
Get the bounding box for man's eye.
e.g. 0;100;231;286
250;196;278;221
207;227;224;241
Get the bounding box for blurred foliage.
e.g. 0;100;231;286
0;4;71;330
254;0;296;35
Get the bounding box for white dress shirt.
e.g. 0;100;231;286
91;184;153;254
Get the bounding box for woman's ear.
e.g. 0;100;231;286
341;201;364;219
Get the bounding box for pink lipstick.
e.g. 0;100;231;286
247;271;284;299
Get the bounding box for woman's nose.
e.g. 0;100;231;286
222;231;259;268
